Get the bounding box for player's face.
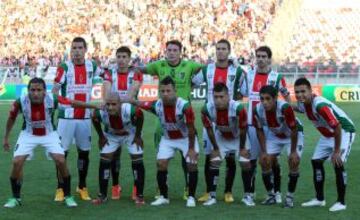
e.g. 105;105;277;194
71;42;87;61
116;52;131;68
260;93;277;111
159;84;176;105
216;43;230;62
214;90;229;110
106;98;121;115
28;83;46;104
256;51;271;69
295;85;312;104
165;44;181;64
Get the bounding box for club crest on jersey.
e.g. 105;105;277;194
228;75;235;82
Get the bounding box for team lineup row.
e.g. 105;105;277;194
2;37;355;213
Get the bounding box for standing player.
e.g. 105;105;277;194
52;37;102;201
294;78;356;212
102;46;143;200
253;85;303;207
3;78;99;208
130;76;199;207
239;46;291;203
91;93;145;205
192;39;245;203
200;83;252;206
140;40;203;199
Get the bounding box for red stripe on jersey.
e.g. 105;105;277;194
109;115;124;130
54;66;65;83
74;94;86;119
252;73;269;92
216;110;234;139
73;65;87;119
305;104;317;121
164;105;183;139
318;106;339;129
283;106;296;129
31;103;46;136
213;67;228;84
265;110;280;128
117;73;128;91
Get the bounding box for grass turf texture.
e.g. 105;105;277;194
0;101;359;220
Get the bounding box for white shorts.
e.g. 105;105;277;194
57;119;92;151
101;133;143;155
248;125;268;160
157;136;200;162
312;130;355;163
266;131;304;157
214;132;250;162
14;131;64;159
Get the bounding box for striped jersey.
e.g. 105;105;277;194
297;95;355;137
201;100;247;139
9;94;72;136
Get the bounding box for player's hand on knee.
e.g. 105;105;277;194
132;136;144;150
289;152;300;168
210;149;221;160
187;148;198;164
331;151;343;167
239;148;249;159
260;152;270;168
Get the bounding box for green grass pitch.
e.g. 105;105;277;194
0;101;359;220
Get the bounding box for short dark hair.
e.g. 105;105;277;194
166;40;182;51
294;77;312;89
259;85;278;98
213;83;229;93
255;46;272;58
116;46;131;57
216;39;231;51
72;37;87;49
28;77;46;90
160;76;176;88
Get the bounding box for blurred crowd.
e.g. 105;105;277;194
0;0;359;83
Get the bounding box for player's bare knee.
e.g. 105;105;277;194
157;160;168;171
12;156;25;168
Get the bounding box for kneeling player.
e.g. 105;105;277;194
92;93;145;206
201;83;252;206
294;78;356;212
253;85;303;207
3;77;99;208
131;76;199;207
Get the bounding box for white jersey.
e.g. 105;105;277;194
240;68;289;124
192;63;244;104
54;59;101;119
297;95;355;137
254;100;303;138
202;100;247;139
